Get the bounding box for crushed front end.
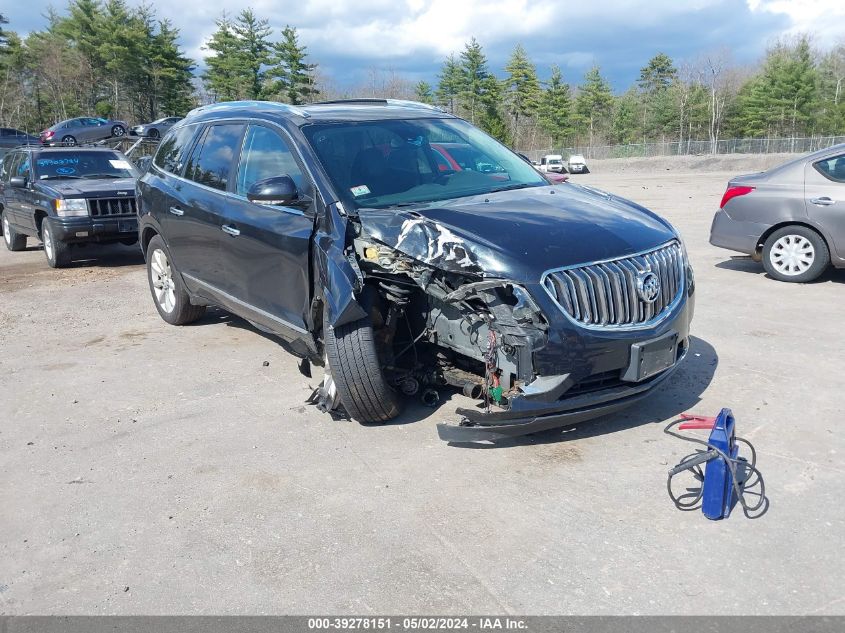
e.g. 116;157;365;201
349;210;695;443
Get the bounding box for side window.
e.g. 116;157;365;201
184;123;243;191
16;154;31;178
815;154;845;183
153;125;199;175
0;153;16;181
235;125;305;197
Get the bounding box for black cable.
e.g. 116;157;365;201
664;419;769;519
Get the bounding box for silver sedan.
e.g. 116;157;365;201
129;116;182;139
40;117;128;146
710;143;845;282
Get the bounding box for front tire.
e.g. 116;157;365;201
42;220;71;267
146;235;205;325
762;226;830;283
148;128;160;139
3;211;27;251
324;312;402;423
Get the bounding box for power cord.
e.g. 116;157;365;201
664;418;769;519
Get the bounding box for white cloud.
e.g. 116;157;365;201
747;0;845;43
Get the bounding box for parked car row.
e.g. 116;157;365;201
536;153;589;174
0;115;184;152
3;98;839;442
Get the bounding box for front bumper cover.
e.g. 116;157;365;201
437;345;686;443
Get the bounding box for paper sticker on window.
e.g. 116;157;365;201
350;184;371;197
109;160;131;170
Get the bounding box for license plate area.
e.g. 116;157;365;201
622;331;679;382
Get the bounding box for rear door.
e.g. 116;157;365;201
165;122;245;295
805;153;845;259
217;123;316;336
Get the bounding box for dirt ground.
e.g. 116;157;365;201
1;166;843;615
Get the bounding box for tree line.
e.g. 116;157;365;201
1;3;843;152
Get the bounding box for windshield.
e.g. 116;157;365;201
547;158;562;165
34;151;137;180
302;117;546;209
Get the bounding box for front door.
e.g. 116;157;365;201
805;153;845;260
218;123;316;337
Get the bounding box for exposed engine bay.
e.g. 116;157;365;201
329;212;549;414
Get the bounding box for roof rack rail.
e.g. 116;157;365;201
312;98;388;106
186;100;309;118
310;98;446;113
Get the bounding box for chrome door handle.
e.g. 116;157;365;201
221;224;240;237
810;197;835;206
169;206;184;216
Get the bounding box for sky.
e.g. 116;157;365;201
4;0;845;89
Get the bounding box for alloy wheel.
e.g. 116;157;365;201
150;248;176;313
3;215;10;245
769;234;815;276
43;224;54;260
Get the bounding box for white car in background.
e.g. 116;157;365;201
538;154;565;173
568;154;588;173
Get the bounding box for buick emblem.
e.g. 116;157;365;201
637;271;660;304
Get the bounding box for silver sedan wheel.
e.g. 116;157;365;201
43;224;54;260
769;234;815;276
3;215;10;246
150;248;176;313
321;352;342;412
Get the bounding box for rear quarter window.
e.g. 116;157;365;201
814;154;845;183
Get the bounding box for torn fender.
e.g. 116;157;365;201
314;202;368;328
357;209;503;277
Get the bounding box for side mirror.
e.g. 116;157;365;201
10;176;27;188
247;175;299;206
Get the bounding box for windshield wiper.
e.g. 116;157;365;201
487;183;537;194
84;173;124;179
40;175;83;180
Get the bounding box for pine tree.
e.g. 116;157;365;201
414;80;433;104
203;13;246;101
150;20;195;116
458;38;490;124
575;65;614;146
638;53;678;139
265;25;317;105
537;65;573;147
436;53;462;113
232;9;272;100
503;44;540;147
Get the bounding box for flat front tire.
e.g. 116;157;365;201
324;312;402;424
146;235;205;325
2;211;27;251
762;226;830;283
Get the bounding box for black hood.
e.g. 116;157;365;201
357;184;678;282
37;177;136;197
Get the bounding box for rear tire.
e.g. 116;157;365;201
3;211;27;251
146;235;205;325
111;125;125;138
762;225;829;283
61;135;76;146
324;311;403;423
42;220;71;267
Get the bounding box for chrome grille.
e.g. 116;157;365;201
542;241;685;328
88;197;136;217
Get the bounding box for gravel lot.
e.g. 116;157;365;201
1;167;843;615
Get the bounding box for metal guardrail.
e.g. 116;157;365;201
528;136;845;161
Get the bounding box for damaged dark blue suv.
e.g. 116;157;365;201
137;99;695;441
